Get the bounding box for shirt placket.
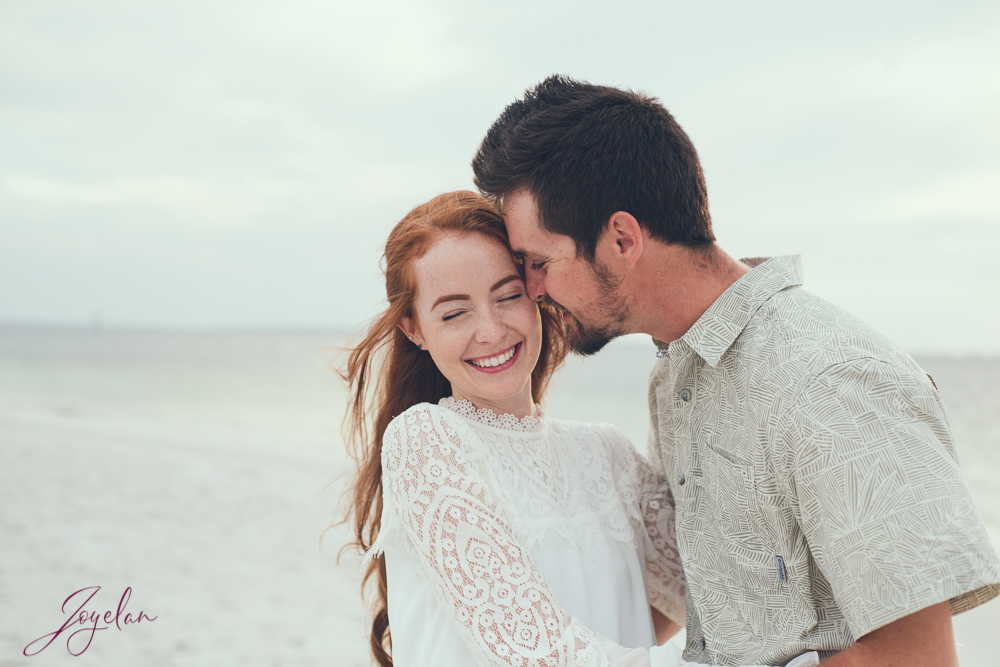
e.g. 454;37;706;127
670;347;701;504
669;345;711;658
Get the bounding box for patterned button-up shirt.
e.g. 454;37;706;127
647;255;1000;665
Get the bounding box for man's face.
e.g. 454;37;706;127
502;191;628;356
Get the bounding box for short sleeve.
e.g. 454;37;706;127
780;359;1000;638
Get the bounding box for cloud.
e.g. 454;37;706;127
0;0;998;351
234;0;477;92
873;170;1000;222
2;174;297;229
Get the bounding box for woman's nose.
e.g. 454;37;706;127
474;311;506;344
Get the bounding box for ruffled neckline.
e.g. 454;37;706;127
438;397;545;433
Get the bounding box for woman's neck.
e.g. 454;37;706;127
450;384;537;419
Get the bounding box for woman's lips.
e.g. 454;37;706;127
465;342;521;374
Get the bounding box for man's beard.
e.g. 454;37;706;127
545;259;629;357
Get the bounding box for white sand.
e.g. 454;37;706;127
1;328;996;666
1;329;369;666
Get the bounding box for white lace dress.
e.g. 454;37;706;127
367;397;688;667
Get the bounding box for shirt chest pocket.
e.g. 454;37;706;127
701;442;815;604
699;443;777;555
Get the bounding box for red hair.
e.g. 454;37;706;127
337;191;569;666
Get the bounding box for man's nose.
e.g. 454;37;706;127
525;267;546;302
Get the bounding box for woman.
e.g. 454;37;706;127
341;191;817;667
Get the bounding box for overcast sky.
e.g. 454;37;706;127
1;0;998;355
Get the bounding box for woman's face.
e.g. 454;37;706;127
402;232;542;411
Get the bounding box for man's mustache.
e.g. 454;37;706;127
539;296;580;327
539;294;576;320
540;295;568;314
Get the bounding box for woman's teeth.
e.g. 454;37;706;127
470;346;516;368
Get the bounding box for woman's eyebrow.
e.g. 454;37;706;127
431;275;523;309
432;293;470;308
491;274;523;291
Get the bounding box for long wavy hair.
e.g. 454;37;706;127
337;190;569;667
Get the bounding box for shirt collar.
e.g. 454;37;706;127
670;255;804;368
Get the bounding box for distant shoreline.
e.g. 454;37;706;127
0;320;355;338
1;322;996;361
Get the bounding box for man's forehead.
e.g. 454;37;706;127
502;192;556;253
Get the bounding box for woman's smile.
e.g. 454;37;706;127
402;232;543;416
464;342;521;373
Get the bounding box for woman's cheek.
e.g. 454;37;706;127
518;304;543;352
528;303;543;334
515;298;539;319
440;322;472;360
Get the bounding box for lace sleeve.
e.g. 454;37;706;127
634;452;686;625
604;425;686;627
379;404;660;667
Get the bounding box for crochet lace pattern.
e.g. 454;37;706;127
438;396;545;432
367;400;691;666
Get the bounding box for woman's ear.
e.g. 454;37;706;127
398;318;423;349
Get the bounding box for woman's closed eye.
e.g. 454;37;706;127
440;288;523;321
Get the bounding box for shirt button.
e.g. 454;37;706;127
680;388;692;401
676;472;686;485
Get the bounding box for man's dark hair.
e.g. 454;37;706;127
472;75;715;260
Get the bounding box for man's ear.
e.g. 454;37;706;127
604;211;644;268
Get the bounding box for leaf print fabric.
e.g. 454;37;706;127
648;255;1000;665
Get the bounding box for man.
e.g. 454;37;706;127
472;75;999;666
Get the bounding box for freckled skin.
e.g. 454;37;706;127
401;233;542;418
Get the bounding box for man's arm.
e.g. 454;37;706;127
651;607;682;645
820;601;956;666
777;359;998;665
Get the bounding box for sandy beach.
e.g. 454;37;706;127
1;326;997;666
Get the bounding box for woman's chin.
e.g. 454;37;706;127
446;341;540;408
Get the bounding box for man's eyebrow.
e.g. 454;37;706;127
430;275;523;309
512;249;547;263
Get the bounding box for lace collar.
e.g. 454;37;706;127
438;397;545;433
